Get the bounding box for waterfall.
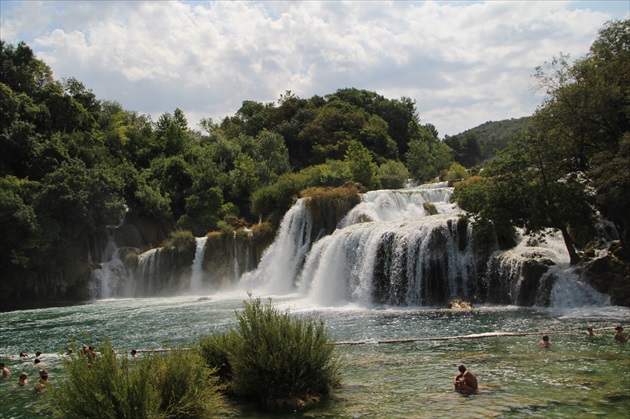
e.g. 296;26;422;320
91;234;136;299
232;232;240;281
240;183;478;305
548;268;610;308
298;214;475;306
190;237;208;294
296;183;477;306
238;182;608;307
137;248;160;296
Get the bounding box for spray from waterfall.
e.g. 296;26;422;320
239;199;313;294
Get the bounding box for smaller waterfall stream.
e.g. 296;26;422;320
239;199;313;294
190;237;208;294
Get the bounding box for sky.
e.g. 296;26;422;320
1;1;628;137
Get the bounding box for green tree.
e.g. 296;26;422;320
345;140;379;189
530;18;630;246
0;176;40;269
230;153;259;197
405;124;452;182
454;133;595;264
378;159;409;189
0;41;56;96
252;130;291;186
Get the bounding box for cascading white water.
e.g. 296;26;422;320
137;248;160;296
549;268;610;307
190;237;208;294
90;183;608;307
238;182;609;308
298;202;474;306
232;232;240;281
241;183;478;305
91;234;136;298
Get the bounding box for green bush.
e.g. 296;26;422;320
152;349;227;418
49;339;227;419
198;298;341;409
197;331;241;385
162;229;195;251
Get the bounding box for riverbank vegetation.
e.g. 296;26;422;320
0;18;628;308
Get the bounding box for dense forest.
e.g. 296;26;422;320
1;18;628;308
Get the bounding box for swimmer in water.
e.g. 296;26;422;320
537;335;551;347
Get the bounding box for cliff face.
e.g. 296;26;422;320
1;236;98;311
581;241;630;306
201;225;275;290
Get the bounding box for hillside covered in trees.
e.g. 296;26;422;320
1;18;628;308
445;116;530;167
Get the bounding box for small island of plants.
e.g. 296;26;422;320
44;297;341;418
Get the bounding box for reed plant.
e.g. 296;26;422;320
198;297;341;408
48;339;228;418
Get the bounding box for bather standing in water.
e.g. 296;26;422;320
454;364;478;393
34;369;49;392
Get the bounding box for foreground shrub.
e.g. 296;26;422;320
49;339;227;419
197;330;241;386
199;298;342;409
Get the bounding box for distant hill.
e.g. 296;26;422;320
444;116;531;167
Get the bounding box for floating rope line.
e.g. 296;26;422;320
121;326;625;352
332;326;624;346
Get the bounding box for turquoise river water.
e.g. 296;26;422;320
1;291;629;418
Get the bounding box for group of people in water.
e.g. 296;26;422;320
0;343;100;392
1;354;49;392
454;325;627;394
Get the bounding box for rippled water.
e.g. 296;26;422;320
1;292;629;418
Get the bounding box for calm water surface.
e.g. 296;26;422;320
1;292;629;418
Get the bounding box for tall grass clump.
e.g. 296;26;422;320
198;297;342;409
48;339;228;419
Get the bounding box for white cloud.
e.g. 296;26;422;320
1;0;626;136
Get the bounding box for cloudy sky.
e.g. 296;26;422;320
1;1;628;136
